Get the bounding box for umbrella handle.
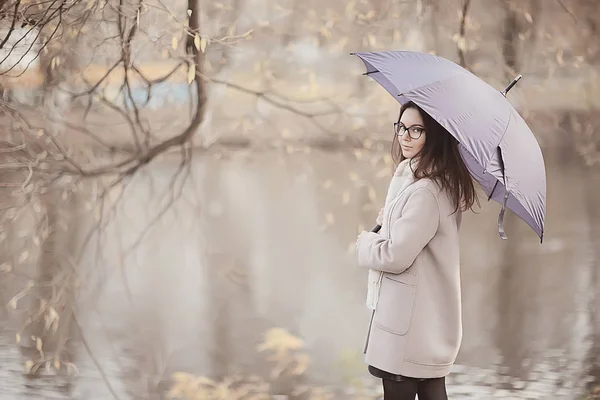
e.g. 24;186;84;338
371;224;382;233
501;74;523;97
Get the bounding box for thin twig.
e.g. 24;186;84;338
72;313;122;400
555;0;577;23
457;0;471;69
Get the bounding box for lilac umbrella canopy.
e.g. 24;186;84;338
353;50;546;241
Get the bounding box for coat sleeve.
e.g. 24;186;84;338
356;187;440;274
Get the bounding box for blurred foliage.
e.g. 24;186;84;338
168;328;342;400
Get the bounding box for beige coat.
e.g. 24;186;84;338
356;178;462;379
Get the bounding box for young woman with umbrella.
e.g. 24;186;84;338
353;50;546;400
356;100;476;399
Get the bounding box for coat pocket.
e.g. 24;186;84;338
374;276;416;336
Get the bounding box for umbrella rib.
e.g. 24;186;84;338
488;180;499;201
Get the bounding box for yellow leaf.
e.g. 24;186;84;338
187;63;196;84
367;34;377;48
18;251;29;263
171;371;196;383
368;186;377;202
345;0;356;16
54;358;61;369
36;337;43;352
342;190;350;205
172;36;178;50
524;12;533;23
291;353;311;375
24;360;34;374
0;262;11;272
556;49;564;66
319;26;331;39
200;36;208;53
457;36;467;52
227;24;236;37
257;328;304;353
16;333;21;344
192;33;200;51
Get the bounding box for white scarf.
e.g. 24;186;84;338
366;158;417;310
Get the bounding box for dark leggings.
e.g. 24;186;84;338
382;376;447;400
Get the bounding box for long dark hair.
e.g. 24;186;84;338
392;101;479;213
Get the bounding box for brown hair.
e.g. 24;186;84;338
392;101;479;213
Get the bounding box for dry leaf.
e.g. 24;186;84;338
24;360;34;374
187;64;196;84
194;33;201;50
345;0;356;15
0;262;11;272
8;297;18;310
368;186;377;202
200;36;208;53
172;35;178;50
18;251;29;263
556;49;564;66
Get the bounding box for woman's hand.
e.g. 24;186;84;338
376;207;384;226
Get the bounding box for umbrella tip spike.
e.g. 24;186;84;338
501;73;523;97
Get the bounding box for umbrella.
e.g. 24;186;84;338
352;50;546;242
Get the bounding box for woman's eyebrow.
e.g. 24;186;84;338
400;123;425;128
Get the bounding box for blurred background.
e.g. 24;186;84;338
0;0;599;399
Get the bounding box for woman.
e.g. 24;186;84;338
356;101;478;400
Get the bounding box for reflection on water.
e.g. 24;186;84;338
1;149;598;399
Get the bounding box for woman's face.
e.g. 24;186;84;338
398;108;426;159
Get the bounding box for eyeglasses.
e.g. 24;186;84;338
394;122;426;140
